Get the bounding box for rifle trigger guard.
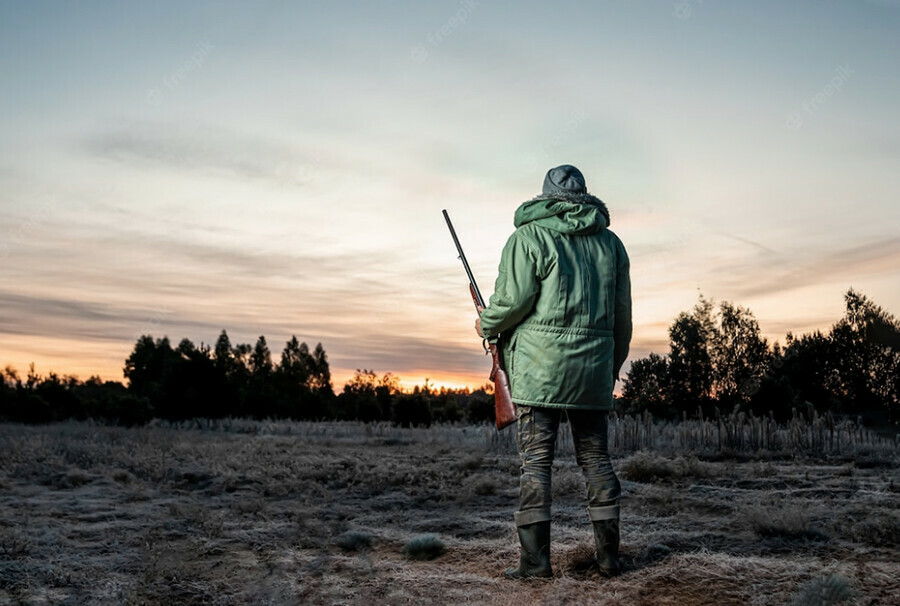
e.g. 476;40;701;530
481;338;490;354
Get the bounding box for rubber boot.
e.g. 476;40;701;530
503;521;552;579
592;519;621;577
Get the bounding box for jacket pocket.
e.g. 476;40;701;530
558;272;570;324
506;331;519;384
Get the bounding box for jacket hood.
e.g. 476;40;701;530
513;192;610;235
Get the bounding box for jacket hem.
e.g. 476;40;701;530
513;398;613;410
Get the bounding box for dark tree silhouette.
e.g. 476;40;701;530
623;289;899;425
338;369;380;421
758;330;842;418
279;337;311;385
249;336;273;377
271;337;311;418
621;353;671;417
214;330;234;373
5;291;896;427
829;290;900;422
666;296;715;414
119;331;331;420
310;343;332;394
124;336;171;403
711;301;771;406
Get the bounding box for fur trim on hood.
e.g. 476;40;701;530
521;191;610;226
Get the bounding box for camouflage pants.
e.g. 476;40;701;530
513;405;621;526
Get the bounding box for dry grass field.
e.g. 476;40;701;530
1;419;898;605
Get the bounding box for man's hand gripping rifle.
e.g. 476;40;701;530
442;209;516;430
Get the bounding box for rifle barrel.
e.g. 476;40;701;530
442;209;485;307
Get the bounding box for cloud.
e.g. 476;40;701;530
80;122;324;189
714;232;782;257
0;215;483;384
714;237;900;300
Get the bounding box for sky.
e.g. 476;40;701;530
1;0;899;391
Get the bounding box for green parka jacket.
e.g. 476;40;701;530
479;193;632;410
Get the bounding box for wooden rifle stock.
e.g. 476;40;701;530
471;286;517;430
443;209;516;430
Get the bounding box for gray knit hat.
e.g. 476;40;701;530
542;164;586;195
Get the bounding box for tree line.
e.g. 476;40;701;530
1;289;898;427
0;330;496;427
621;289;900;425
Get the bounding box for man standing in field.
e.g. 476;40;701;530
476;164;632;579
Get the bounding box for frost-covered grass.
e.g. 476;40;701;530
0;420;897;605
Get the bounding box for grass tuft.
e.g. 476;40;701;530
848;513;900;548
334;531;374;552
403;533;446;561
111;469;134;484
0;528;31;558
788;574;855;606
458;453;484;471
551;468;584;497
620;452;710;483
464;472;500;497
53;468;92;488
747;508;828;542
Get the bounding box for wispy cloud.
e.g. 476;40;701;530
709;237;900;300
0;216;483;383
0;288;488;377
81;122;323;189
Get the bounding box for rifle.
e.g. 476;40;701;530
442;209;516;430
